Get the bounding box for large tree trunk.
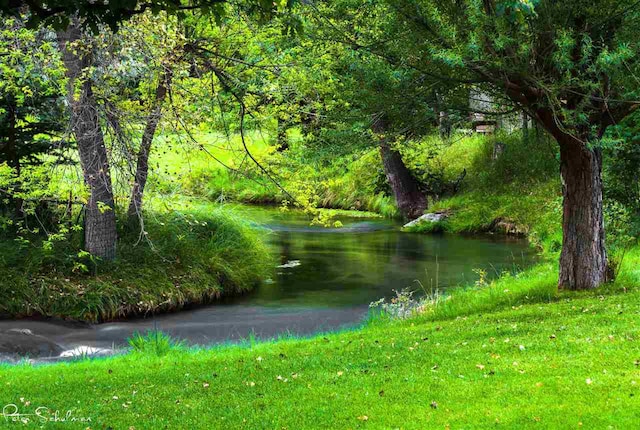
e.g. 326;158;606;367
558;138;608;290
372;113;427;219
127;66;172;220
379;143;427;220
58;24;117;260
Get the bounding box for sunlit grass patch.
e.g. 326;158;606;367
147;129;400;217
0;206;272;322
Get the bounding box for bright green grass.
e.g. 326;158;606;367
1;251;639;429
146;129;399;217
407;181;563;251
404;131;564;255
0;206;271;322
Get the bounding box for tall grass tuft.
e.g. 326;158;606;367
128;330;184;356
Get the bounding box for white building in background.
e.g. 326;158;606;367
469;87;528;134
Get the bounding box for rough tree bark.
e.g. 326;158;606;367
58;24;117;260
557;136;608;289
372;114;426;219
485;70;620;290
379;143;428;220
127;66;172;220
526;104;611;290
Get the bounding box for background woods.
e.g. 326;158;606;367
0;0;639;313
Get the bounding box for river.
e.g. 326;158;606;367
0;205;537;362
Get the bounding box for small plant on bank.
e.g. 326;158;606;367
128;330;184;357
472;268;488;287
370;285;443;319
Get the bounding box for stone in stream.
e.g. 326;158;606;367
59;346;113;358
277;260;301;269
403;212;450;229
0;328;65;359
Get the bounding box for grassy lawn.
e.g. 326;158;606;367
1;252;639;429
2;131;637;428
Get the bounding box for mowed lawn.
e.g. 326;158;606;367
1;267;639;429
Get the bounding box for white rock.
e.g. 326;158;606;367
59;346;112;358
403;212;449;228
277;260;301;269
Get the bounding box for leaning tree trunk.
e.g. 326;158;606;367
558;138;608;290
127;66;172;221
372;113;427;220
379;143;427;220
59;24;117;260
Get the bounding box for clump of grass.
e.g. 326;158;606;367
0;205;272;322
417;263;558;321
369;285;444;320
403;131;563;256
128;330;184;356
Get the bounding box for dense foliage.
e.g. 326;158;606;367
0;0;640;323
2;5;640;430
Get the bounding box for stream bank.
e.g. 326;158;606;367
0;204;537;362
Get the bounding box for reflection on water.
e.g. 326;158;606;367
227;205;536;307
